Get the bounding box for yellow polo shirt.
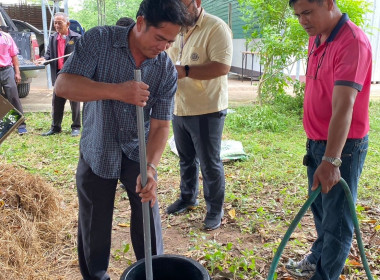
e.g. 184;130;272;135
166;9;233;116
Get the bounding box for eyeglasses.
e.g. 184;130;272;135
306;41;329;80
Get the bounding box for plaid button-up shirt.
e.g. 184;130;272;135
60;25;177;179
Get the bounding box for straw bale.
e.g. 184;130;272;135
0;163;77;279
0;164;60;220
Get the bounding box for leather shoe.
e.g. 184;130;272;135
71;129;80;137
41;129;61;136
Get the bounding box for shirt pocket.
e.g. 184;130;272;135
187;47;206;65
65;40;76;54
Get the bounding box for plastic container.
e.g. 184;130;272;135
120;254;211;280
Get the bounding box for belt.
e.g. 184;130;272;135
307;137;365;145
309;139;327;144
0;65;12;71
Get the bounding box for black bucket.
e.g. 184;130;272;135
120;254;211;280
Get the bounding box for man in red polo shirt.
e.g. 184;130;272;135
36;12;81;137
287;0;372;279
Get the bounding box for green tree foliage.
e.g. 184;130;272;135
337;0;372;28
69;0;140;30
237;0;371;108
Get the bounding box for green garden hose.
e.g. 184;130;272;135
266;178;374;280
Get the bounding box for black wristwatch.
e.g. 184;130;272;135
184;65;190;77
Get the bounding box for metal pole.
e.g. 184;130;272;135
228;3;232;29
41;0;53;89
296;60;300;81
53;0;60;13
134;70;153;280
63;0;68;15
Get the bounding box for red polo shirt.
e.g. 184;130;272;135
303;14;372;140
57;33;66;70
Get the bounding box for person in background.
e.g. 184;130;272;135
36;12;81;137
166;0;233;231
286;0;372;279
54;0;191;279
0;28;27;135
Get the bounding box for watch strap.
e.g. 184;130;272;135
147;162;157;176
322;156;342;167
184;65;190;77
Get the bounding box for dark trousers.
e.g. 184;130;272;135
172;110;227;215
0;67;26;128
76;153;163;280
51;91;81;131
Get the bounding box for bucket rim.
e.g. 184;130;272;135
120;253;210;280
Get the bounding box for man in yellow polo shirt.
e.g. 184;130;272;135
166;0;233;230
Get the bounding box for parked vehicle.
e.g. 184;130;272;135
0;7;44;98
12;19;50;57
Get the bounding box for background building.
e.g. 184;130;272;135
203;0;380;82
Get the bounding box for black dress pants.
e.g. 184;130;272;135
172;110;227;216
76;153;163;280
51;91;80;131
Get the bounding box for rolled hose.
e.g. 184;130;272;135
267;178;374;280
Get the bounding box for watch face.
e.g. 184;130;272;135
333;158;342;166
322;156;342;167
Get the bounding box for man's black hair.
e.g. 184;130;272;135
289;0;336;7
136;0;191;28
116;17;135;27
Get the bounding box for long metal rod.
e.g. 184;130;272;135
134;69;153;280
42;53;72;65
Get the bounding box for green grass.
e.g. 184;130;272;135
0;112;79;188
1;101;379;279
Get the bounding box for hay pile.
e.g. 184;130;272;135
0;163;77;279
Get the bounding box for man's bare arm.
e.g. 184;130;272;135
136;118;171;206
55;73;150;106
11;56;21;84
176;61;230;80
312;85;358;193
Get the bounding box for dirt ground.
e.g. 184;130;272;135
78;177;379;280
18;70;380;279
